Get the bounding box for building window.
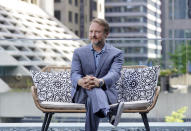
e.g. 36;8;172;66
69;0;72;4
168;0;173;19
93;1;97;11
54;10;61;20
169;0;188;19
55;0;61;2
68;11;73;22
32;0;37;4
174;0;187;19
188;0;191;18
75;13;78;24
75;0;78;6
75;30;79;35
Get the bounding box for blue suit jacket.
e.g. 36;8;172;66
71;44;123;104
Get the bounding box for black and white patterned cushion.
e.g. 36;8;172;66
31;65;160;106
115;66;160;105
31;70;72;103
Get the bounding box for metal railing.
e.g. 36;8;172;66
0;38;190;123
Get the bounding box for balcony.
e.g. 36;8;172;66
0;38;191;130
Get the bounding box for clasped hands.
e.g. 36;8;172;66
78;75;100;90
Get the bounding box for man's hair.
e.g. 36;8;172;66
91;18;109;34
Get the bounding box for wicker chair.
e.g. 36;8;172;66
31;65;160;131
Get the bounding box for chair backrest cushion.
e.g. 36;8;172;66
31;65;160;105
115;65;160;105
31;70;72;103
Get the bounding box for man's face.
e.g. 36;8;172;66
89;22;108;46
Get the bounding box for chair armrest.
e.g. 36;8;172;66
145;86;160;112
42;66;70;72
31;86;38;103
31;86;46;112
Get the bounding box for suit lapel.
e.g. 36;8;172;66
87;47;96;74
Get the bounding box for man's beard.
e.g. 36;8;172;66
93;41;102;46
92;39;104;46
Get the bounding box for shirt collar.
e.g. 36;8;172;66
90;44;106;54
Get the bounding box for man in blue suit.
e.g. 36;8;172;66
71;18;124;131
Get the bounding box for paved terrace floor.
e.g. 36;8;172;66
0;122;190;131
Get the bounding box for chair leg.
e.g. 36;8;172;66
140;112;150;131
41;113;49;131
41;112;54;131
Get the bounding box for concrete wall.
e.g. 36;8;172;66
0;92;42;117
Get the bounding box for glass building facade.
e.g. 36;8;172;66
105;0;162;65
161;0;191;68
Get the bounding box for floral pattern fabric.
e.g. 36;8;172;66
31;70;72;103
31;66;160;105
115;66;160;105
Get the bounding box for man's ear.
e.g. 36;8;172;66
105;32;109;38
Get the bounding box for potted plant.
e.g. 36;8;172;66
159;68;178;92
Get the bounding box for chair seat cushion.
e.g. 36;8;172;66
40;100;150;110
110;100;150;110
40;101;86;110
124;100;150;110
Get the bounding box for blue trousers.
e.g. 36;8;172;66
73;87;110;131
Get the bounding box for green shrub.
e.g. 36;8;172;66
160;68;178;77
165;106;188;122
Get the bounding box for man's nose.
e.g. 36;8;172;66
92;32;96;36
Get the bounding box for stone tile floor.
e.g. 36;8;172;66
0;123;191;131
